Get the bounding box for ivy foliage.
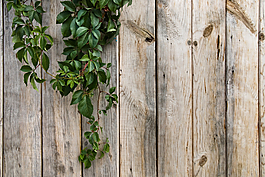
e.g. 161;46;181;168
7;0;132;169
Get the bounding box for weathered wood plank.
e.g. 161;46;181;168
156;0;192;176
259;0;265;175
226;0;259;176
0;0;3;176
82;41;119;177
192;0;226;176
3;2;42;176
42;1;82;176
119;0;156;176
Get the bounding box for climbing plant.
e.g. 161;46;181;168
6;0;132;169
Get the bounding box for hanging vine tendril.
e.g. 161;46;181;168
7;0;132;169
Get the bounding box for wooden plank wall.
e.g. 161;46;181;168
1;0;265;176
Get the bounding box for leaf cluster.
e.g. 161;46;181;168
7;0;131;169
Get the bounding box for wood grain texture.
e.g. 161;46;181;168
119;0;156;176
42;1;82;176
259;0;265;175
82;40;119;177
3;2;42;176
156;0;192;176
226;0;259;176
0;0;3;176
192;0;226;176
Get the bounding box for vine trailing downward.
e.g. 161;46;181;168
7;0;132;169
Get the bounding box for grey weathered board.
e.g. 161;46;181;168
192;0;226;176
2;0;265;176
226;0;259;176
42;1;82;176
3;1;42;176
119;0;156;176
157;0;193;176
0;0;3;176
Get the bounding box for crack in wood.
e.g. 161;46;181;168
226;0;256;34
126;20;155;43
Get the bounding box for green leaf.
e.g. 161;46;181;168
107;63;112;68
44;34;54;45
7;2;13;11
61;17;73;37
85;72;95;86
34;12;42;25
40;36;47;50
30;74;39;91
109;87;116;94
90;12;99;28
61;1;76;12
36;6;45;13
24;72;31;86
113;0;121;5
20;65;32;72
76;27;89;37
70;18;78;38
92;132;100;142
42;53;49;71
77;31;89;48
84;131;92;139
90;0;98;6
103;143;110;153
98;70;106;83
35;1;41;7
56;11;72;24
77;9;87;20
99;0;110;9
87;61;95;72
107;19;116;32
71;90;84;105
88;32;98;48
78;95;93;118
99;151;104;159
27;46;35;58
16;47;25;62
14;42;25;50
84;159;91;169
91;29;100;39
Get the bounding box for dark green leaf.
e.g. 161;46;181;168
56;11;72;24
20;65;32;72
88;32;98;48
98;70;106;83
70;18;78;38
24;72;31;86
76;27;89;37
42;53;49;71
77;31;89;48
90;12;99;28
99;0;109;9
61;17;74;37
78;95;93;118
71;90;84;105
61;1;76;12
30;74;39;91
77;9;87;20
84;159;91;169
40;36;47;50
109;87;116;94
14;42;25;50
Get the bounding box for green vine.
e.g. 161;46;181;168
7;0;132;169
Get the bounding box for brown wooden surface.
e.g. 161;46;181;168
3;1;42;176
157;0;193;176
192;0;226;176
226;0;259;176
42;1;82;176
1;0;265;176
119;0;156;176
82;40;119;177
0;0;3;176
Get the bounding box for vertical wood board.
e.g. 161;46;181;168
82;41;119;177
3;2;42;176
226;0;259;176
259;0;265;175
0;0;3;176
42;1;82;176
156;0;193;176
192;0;226;176
119;0;156;176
